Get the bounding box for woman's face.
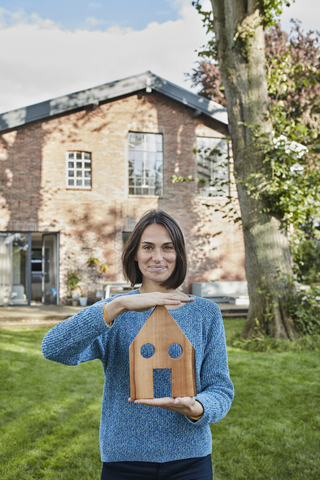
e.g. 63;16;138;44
135;223;177;288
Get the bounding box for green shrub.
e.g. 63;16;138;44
293;239;320;285
225;318;320;352
285;283;320;335
230;332;320;352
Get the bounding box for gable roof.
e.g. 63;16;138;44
133;304;192;344
0;71;228;132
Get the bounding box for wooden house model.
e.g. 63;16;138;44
129;305;196;400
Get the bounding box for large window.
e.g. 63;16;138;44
128;133;163;196
66;152;92;189
197;137;229;197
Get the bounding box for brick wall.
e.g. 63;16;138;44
0;90;246;302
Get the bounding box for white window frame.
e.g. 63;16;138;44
196;137;229;198
128;132;163;196
66;152;92;189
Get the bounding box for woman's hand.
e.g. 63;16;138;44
103;292;194;325
120;292;193;312
128;396;204;418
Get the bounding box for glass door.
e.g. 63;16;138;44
0;233;30;305
41;234;58;304
0;234;13;305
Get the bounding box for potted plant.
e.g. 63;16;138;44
79;288;88;307
86;257;109;303
66;291;72;306
67;271;81;306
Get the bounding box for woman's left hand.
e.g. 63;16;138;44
128;396;204;417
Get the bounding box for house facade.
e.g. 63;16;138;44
0;72;245;306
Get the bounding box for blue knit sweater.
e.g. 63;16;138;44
41;291;234;463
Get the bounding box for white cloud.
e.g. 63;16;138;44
0;7;23;25
0;0;207;113
89;3;102;9
2;0;317;115
0;6;57;29
84;16;108;27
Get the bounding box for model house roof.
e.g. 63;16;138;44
0;71;228;132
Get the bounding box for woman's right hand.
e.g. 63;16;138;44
120;291;193;312
102;292;194;325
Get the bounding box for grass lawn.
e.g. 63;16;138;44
0;320;319;479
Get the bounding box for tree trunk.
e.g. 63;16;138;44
210;0;299;339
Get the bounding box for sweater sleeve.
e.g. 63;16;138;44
41;299;111;365
187;302;234;427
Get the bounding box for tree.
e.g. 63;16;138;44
188;20;320;132
187;61;227;106
188;20;320;277
189;0;320;340
265;21;320;131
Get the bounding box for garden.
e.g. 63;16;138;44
0;319;319;479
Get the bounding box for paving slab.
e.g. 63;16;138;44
218;304;248;317
0;305;85;327
0;302;247;327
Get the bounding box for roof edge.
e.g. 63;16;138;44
0;71;228;132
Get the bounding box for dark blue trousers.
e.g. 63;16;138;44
101;454;213;480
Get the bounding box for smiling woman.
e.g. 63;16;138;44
122;210;187;291
42;209;234;480
134;224;178;289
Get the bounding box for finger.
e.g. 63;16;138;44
141;293;193;303
179;297;194;303
173;397;195;407
162;295;194;303
160;299;181;304
133;397;174;407
132;398;194;415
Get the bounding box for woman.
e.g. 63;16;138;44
42;210;234;480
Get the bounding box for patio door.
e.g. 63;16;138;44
0;231;59;306
0;233;30;305
41;234;59;305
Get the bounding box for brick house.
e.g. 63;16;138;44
0;71;245;306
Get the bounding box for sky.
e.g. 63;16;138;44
0;0;319;114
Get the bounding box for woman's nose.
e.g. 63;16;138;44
152;249;163;261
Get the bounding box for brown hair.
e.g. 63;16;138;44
122;210;187;289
